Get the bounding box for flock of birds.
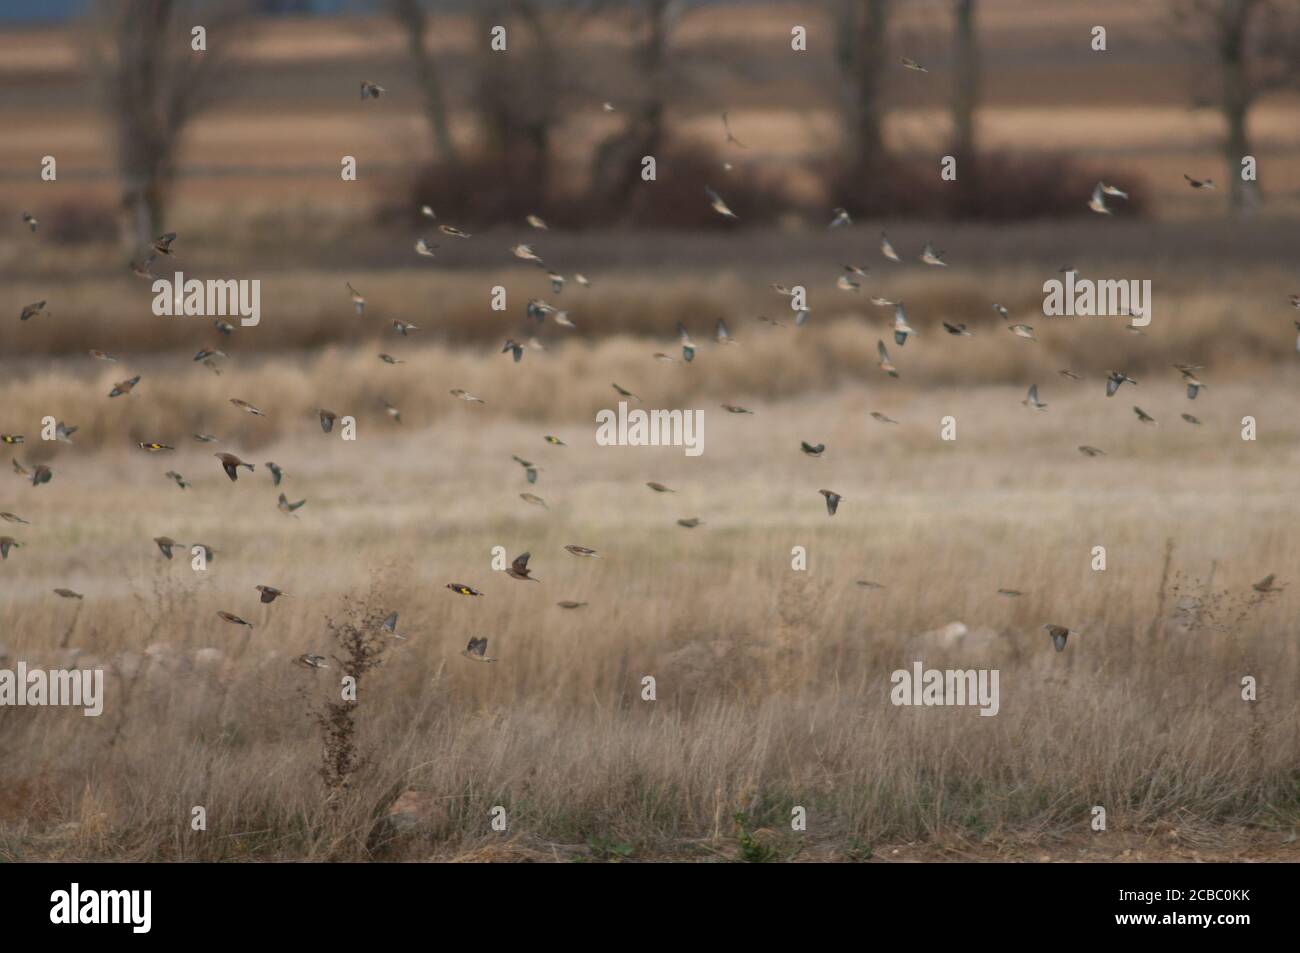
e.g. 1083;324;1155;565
5;60;1295;664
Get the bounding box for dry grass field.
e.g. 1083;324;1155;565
1;1;1298;863
1;374;1298;861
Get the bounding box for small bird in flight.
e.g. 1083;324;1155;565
721;111;747;148
819;489;842;516
1252;574;1285;593
1105;371;1137;396
880;231;902;263
919;243;947;267
877;340;899;378
1022;384;1046;410
218;611;254;628
215;452;254;481
109;375;141;398
462;637;496;662
1177;366;1207;399
277;492;305;515
381;612;407;640
1042;623;1076;652
256;585;287;604
678;323;696;362
230;398;266;416
447;583;484;596
513;455;540;484
705;186;738;220
1087;182;1114;216
893;303;918;345
346;283;365;315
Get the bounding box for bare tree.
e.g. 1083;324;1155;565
950;0;979;162
86;0;247;246
1171;0;1300;212
471;2;560;181
389;0;460;167
834;0;892;182
589;0;688;211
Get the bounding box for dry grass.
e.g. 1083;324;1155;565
0;382;1297;861
3;217;1297;371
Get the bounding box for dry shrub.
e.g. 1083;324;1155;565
24;200;120;245
386;140;806;231
824;150;1150;221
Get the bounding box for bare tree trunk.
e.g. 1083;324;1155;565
88;0;244;247
513;0;559;200
474;3;511;155
391;0;460;166
950;0;978;161
836;0;890;179
591;0;673;215
1217;0;1258;213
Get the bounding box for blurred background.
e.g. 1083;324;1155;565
1;1;1298;364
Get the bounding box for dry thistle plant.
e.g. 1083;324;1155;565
1169;571;1273;635
315;592;392;810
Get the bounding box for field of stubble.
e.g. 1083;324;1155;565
1;368;1297;861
